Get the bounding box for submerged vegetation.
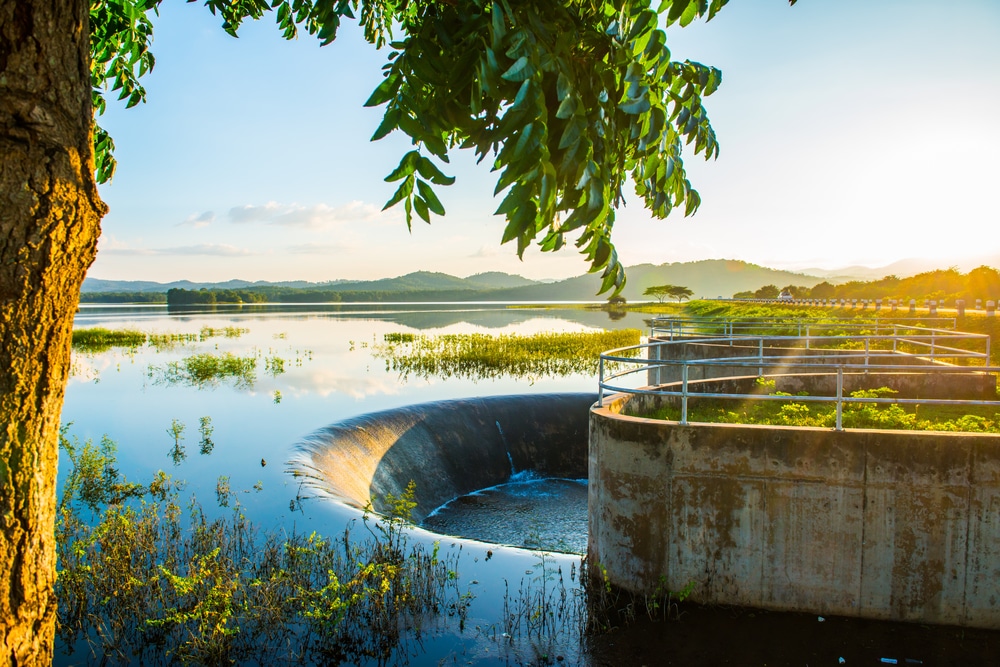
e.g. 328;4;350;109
151;353;260;389
372;328;642;381
55;433;468;665
72;326;249;354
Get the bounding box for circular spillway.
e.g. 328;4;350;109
294;393;595;547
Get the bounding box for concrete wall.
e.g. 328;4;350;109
296;393;594;521
589;396;1000;628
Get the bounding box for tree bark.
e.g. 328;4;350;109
0;1;104;663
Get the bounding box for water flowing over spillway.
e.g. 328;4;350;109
293;393;595;548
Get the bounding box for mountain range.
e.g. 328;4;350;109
82;260;829;301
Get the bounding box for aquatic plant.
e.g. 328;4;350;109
55;434;469;665
71;327;148;353
73;326;249;355
373;329;642;381
151;352;259;389
167;419;187;465
198;416;215;455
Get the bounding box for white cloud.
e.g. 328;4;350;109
470;245;501;258
228;201;283;223
98;241;254;257
228;200;383;228
178;210;216;227
286;240;360;255
157;244;255;257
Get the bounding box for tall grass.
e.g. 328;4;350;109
55;433;467;665
373;329;642;381
73;326;249;354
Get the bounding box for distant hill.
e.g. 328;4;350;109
91;258;994;303
81;278;339;293
463;272;539;290
799;255;1000;283
464;260;824;301
82;261;824;301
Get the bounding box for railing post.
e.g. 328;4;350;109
806;325;811;350
931;330;936;359
598;356;605;406
758;338;764;377
865;338;870;368
836;366;844;431
681;362;689;425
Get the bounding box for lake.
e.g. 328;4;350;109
59;303;1000;665
60;302;645;665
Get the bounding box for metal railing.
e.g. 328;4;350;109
598;331;998;431
648;317;987;364
650;316;959;339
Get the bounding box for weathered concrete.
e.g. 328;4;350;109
296;393;594;521
589;395;1000;628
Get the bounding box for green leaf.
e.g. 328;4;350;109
384;150;420;182
501;201;537;247
556;72;572;101
495;183;526;216
620;95;651;115
371;106;401;141
501;56;535;82
417;179;446;216
627;9;656;42
415;156;456;186
555;95;577;119
413;195;430;224
491;1;506;46
383;175;414;210
558;119;581;150
364;72;399;107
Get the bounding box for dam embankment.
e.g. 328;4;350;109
296;393;594;522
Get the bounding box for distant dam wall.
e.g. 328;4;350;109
589;390;1000;629
296;393;594;522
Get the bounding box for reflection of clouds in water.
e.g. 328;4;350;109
67;354;121;384
263;369;404;399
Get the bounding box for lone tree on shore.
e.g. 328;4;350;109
667;285;694;302
1;0;797;662
643;285;677;303
643;284;693;303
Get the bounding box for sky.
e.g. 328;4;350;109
92;0;1000;283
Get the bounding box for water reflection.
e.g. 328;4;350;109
61;302;617;664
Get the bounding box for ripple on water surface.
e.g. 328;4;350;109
422;473;588;554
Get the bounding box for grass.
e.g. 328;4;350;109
148;351;291;389
639;385;1000;433
73;326;249;354
372;328;642;381
55;433;468;666
151;353;260;389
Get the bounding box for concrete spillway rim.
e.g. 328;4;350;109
289;391;595;523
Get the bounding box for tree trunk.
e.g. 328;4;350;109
0;1;104;663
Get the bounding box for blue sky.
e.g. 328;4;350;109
92;0;1000;283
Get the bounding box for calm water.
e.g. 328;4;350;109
60;302;643;665
59;303;1000;665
